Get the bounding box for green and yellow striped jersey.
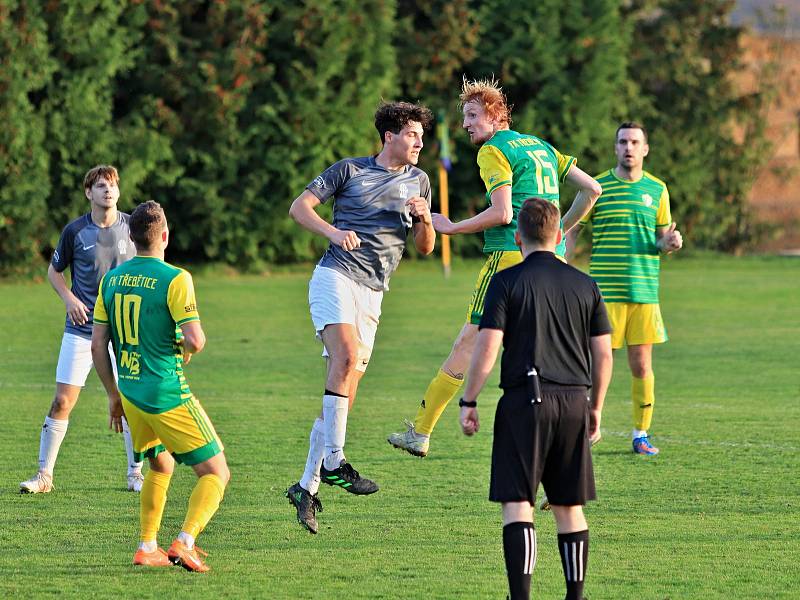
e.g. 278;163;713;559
94;256;200;414
580;169;671;304
477;130;575;255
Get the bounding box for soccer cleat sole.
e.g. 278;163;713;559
285;489;318;535
387;438;427;458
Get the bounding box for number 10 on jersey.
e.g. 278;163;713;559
114;293;141;345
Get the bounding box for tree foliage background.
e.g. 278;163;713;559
0;0;777;275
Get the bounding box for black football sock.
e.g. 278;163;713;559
558;529;589;600
503;522;536;600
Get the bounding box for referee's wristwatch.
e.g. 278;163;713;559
458;397;477;408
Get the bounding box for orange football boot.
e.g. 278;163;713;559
133;547;172;567
167;540;210;573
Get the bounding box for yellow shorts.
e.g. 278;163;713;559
606;302;668;350
121;393;224;466
466;250;524;325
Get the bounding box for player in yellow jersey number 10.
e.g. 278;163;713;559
92;201;230;572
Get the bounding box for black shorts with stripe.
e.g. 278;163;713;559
489;385;596;506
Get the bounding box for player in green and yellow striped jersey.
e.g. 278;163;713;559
569;122;683;456
92;201;229;572
388;77;603;457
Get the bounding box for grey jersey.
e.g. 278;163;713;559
307;156;431;291
51;213;136;339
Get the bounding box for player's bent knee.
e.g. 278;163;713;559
150;451;175;474
329;351;359;377
214;456;231;486
50;393;78;416
192;452;230;485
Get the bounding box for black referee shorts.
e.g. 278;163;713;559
489;385;596;506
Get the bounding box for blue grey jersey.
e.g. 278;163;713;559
307;156;432;291
51;213;136;339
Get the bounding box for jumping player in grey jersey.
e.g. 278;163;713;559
285;101;436;534
20;165;144;494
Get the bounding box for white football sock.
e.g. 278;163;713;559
299;418;325;494
138;540;157;553
177;531;195;549
322;394;348;471
632;428;647;439
38;416;69;474
121;416;143;475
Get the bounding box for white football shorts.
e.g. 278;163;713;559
308;266;383;372
55;332;116;386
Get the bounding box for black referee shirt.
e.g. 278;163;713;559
479;251;611;389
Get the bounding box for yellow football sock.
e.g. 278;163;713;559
632;374;655;431
181;474;226;538
414;369;464;436
140;470;172;542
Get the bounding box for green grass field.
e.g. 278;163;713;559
1;255;798;599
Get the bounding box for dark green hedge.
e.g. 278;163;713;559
0;0;775;275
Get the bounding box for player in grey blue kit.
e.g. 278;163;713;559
285;101;436;534
20;165;144;494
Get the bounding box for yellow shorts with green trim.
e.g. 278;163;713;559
466;250;524;325
606;302;668;350
121;393;224;466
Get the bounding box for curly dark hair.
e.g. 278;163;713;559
374;101;434;145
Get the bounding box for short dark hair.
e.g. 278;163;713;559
518;198;560;245
616;121;648;143
129;200;166;249
374;101;434;145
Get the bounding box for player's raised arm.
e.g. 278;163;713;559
432;185;513;235
561;166;603;234
408;196;435;255
289;189;361;251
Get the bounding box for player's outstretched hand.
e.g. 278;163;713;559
108;394;125;433
431;213;457;235
66;295;90;326
331;229;361;252
406;196;431;224
460;406;480;436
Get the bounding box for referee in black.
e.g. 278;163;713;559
459;197;613;600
